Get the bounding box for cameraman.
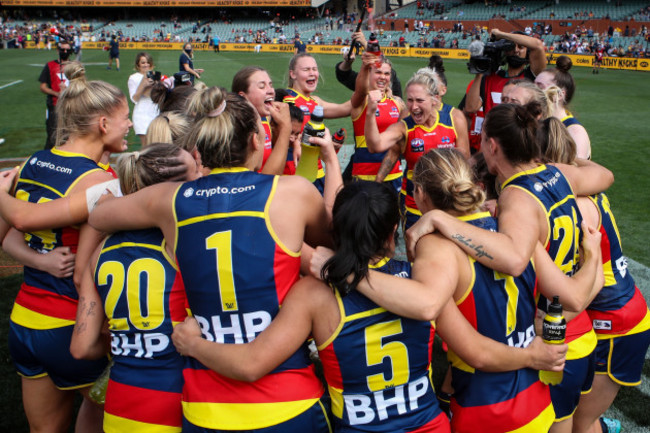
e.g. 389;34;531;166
464;29;546;116
38;39;71;149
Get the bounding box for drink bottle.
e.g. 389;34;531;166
366;33;383;68
539;296;566;385
332;128;346;153
89;360;113;404
332;128;346;145
296;105;325;182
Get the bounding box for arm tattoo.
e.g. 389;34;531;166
451;233;494;260
376;153;398;183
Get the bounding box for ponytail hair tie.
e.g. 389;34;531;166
133;151;140;161
207;100;227;118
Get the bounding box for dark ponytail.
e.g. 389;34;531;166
323;181;399;296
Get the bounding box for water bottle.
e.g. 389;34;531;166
89;360;113;404
366;33;383;68
296;105;325;182
539;296;566;386
332;128;346;153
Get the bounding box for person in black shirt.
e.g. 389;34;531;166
335;32;402;98
39;40;71;149
107;35;120;71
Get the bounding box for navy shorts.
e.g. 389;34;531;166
9;321;108;390
549;351;595;421
594;328;650;385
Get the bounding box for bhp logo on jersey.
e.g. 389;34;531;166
390;107;400;118
344;376;430;425
410;138;424;153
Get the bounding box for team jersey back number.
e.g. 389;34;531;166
15;189;57;250
98;258;166;331
364;319;410;391
551;207;580;275
494;271;520;336
206;230;238;312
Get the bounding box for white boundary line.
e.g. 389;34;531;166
0;80;23;90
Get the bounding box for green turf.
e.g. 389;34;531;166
0;49;649;430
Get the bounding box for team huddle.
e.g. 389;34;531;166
0;28;649;433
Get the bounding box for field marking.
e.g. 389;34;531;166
0;80;23;90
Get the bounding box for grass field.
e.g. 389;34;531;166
0;48;648;431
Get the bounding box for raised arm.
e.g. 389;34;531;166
491;28;547;75
260;102;292;175
364;94;407;154
350;52;375;110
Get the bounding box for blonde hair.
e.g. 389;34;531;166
145;112;192;151
406;67;441;98
183;87;259;169
507;79;552;119
414;148;485;214
55;62;125;146
116;142;189;195
538;117;577;165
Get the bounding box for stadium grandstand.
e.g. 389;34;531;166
0;0;648;55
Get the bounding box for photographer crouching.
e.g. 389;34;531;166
463;29;547;117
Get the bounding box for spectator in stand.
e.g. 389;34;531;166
293;34;306;54
39;39;71;149
107;34;120;71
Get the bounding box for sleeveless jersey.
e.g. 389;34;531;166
318;258;446;432
11;148;103;330
351;96;402;182
502;165;595;360
447;213;554;433
260;116;273;171
586;193;650;338
401;109;458;217
561;112;582;128
95;228;187;432
283;88;324;180
173;168;323;430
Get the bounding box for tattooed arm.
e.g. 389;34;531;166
406;187;545;276
70;244;109;360
375;144;400;183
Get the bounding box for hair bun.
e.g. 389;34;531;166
556;55;573;73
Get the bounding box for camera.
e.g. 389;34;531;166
467;39;515;75
173;71;192;86
146;70;162;81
